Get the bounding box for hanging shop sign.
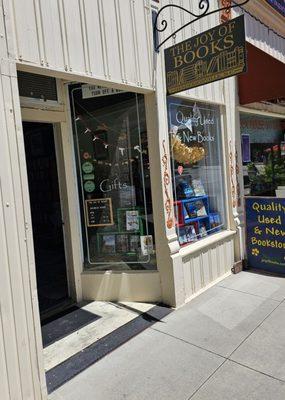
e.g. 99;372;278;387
82;84;125;99
164;15;247;95
265;0;285;17
85;198;114;227
245;197;285;274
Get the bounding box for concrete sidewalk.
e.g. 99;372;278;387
50;272;285;400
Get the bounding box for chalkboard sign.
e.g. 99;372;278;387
245;197;285;274
85;198;114;227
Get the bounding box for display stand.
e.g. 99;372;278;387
174;195;221;245
96;207;144;255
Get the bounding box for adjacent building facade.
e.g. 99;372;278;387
0;0;284;399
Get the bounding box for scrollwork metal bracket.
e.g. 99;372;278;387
153;0;250;51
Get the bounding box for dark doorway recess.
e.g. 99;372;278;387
23;122;70;319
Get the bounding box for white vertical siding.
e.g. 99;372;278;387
7;0;155;89
234;8;285;63
39;0;65;70
182;237;234;302
6;0;230;102
0;62;45;400
0;57;46;399
10;0;40;63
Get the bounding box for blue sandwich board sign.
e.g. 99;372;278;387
245;197;285;274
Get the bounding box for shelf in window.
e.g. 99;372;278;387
184;215;209;223
180;195;208;202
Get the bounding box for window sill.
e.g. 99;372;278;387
179;229;236;258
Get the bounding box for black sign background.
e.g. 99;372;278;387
165;15;247;95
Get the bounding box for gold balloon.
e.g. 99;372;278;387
171;134;205;164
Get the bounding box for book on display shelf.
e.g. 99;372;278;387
192;179;206;196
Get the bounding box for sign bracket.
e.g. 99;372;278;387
153;0;250;51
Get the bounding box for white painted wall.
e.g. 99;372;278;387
0;1;283;399
0;63;46;400
5;0;154;89
3;0;225;104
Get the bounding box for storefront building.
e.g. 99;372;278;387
0;1;284;399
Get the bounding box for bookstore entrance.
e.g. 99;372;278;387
23;121;70;318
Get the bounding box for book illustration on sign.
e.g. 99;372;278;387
102;235;116;254
126;210;140;231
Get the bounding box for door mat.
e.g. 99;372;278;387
46;304;172;393
42;306;101;348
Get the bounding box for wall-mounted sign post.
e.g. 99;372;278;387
164;15;247;95
245;197;285;274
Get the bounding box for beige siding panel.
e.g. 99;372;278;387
182;237;234;301
7;0;154;89
0;72;29;400
0;186;22;400
62;0;87;73
39;0;65;69
83;0;106;79
182;258;193;298
11;0;40;63
1;72;42;400
117;0;137;84
0;59;45;399
202;250;211;287
210;246;219;282
192;254;203;293
133;0;152;87
100;0;123;82
0;312;10;400
81;272;161;302
11;74;46;399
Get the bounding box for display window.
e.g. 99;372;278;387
70;86;156;271
168;98;226;246
240;113;285;197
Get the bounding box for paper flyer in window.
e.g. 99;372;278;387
126;210;139;231
140;235;154;256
